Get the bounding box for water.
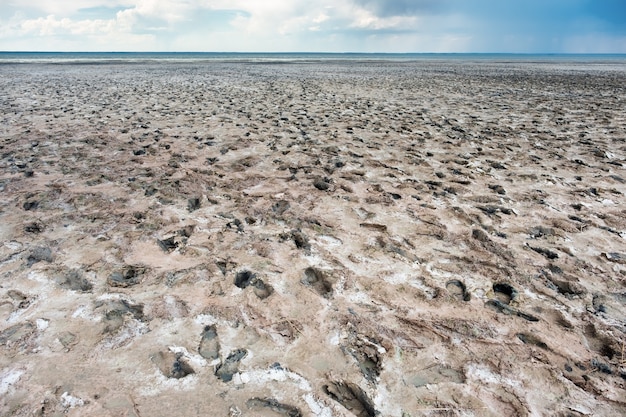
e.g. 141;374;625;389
1;51;625;64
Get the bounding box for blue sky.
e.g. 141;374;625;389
0;0;624;52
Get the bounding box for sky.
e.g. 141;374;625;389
0;0;625;53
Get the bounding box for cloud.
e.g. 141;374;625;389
353;0;447;17
0;0;625;52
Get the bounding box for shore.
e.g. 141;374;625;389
1;59;625;416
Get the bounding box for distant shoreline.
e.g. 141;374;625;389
1;51;626;64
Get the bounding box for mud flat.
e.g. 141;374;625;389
1;59;626;416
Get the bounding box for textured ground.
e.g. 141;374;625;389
1;59;626;416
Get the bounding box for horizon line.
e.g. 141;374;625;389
2;51;626;55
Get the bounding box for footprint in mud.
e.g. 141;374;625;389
187;196;202;212
272;199;290;216
342;328;385;384
246;398;302;417
291;229;310;251
252;279;274;299
55;268;93;292
0;321;36;349
23;221;45;233
57;331;78;349
234;270;274;299
7;290;31;309
108;266;145;288
151;351;195;379
529;245;559;260
485;289;539;322
23;199;39;211
215;348;247;382
517;333;549;350
157;236;179;252
583;323;618;359
592;293;626;322
26;246;53;266
301;267;334;297
562;361;592;389
313;177;331;191
359;223;387;232
543;309;574;329
544;272;586;296
234;270;256;289
198;325;220;361
156;228;193;252
323;381;378;417
445;279;470;301
216;259;237;276
484;299;539;322
279;229;311;251
409;364;465;387
95;299;145;334
493;282;517;304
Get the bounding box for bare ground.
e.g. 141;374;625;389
1;60;625;416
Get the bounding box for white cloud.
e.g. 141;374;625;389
1;0;625;52
0;0;467;51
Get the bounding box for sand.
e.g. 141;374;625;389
0;59;625;416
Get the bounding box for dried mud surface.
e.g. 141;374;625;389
1;60;626;416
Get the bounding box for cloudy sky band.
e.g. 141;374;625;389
1;0;624;52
